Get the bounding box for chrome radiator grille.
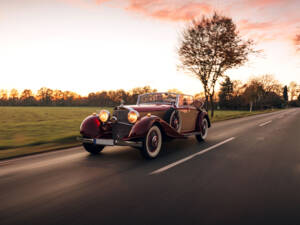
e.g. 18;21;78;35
112;109;132;140
113;109;128;123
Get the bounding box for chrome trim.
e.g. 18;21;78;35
77;137;142;148
117;121;133;126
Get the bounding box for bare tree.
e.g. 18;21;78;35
178;12;256;117
289;81;299;101
259;74;282;95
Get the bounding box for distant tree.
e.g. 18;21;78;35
0;89;8;100
218;76;233;109
20;89;36;105
178;12;256;117
259;74;282;96
289;81;298;101
167;89;183;94
243;80;264;112
9;89;19;105
37;87;53;105
283;85;288;102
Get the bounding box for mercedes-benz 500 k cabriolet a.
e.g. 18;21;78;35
78;92;210;159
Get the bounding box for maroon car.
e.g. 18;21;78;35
78;92;210;159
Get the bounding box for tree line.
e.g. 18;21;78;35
218;75;300;111
0;86;157;107
0;76;300;109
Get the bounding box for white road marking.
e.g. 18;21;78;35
150;137;235;175
259;120;272;127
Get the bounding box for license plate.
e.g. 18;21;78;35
93;139;114;146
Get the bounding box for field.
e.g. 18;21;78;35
0;107;279;159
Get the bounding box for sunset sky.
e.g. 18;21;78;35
1;0;300;95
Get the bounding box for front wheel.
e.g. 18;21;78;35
140;125;163;159
195;118;208;142
83;143;105;154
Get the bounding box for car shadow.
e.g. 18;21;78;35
82;136;209;164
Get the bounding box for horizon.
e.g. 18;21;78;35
1;0;300;96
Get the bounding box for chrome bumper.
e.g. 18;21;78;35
76;137;142;148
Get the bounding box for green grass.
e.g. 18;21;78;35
0;107;281;160
210;109;280;123
0;107;112;159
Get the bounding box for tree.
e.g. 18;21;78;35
259;74;282;95
218;76;233;109
243;80;264;112
167;89;183;94
20;89;35;105
289;81;298;101
37;87;53;105
178;12;255;117
283;85;288;102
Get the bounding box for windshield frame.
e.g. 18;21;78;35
137;92;179;106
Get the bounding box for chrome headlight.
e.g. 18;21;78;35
128;110;139;123
99;110;110;123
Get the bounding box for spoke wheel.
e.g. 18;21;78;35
141;125;162;159
196;118;208;142
169;110;182;132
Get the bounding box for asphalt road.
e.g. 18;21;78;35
1;108;300;225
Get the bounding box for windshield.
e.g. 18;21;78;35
138;93;177;105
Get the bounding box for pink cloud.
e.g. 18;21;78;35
238;19;275;31
127;0;212;21
246;0;286;7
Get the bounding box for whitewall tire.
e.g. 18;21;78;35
141;125;162;159
196;118;208;142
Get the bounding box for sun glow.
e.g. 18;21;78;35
1;0;300;95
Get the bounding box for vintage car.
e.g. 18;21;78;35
78;92;211;159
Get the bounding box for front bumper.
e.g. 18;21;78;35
77;137;142;148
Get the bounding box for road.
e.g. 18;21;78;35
1;108;300;225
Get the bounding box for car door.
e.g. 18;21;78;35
177;95;198;133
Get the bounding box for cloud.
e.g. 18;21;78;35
238;19;275;31
126;0;212;21
246;0;286;7
295;34;300;51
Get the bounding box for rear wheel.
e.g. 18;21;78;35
83;143;105;154
195;118;208;142
140;125;162;159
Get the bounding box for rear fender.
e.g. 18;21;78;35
196;111;211;132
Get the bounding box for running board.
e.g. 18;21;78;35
182;132;202;137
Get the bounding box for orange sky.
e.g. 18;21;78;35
1;0;300;95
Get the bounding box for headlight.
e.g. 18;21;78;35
128;110;139;123
99;110;110;123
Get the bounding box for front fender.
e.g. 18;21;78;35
80;115;112;138
80;115;101;138
128;115;184;139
